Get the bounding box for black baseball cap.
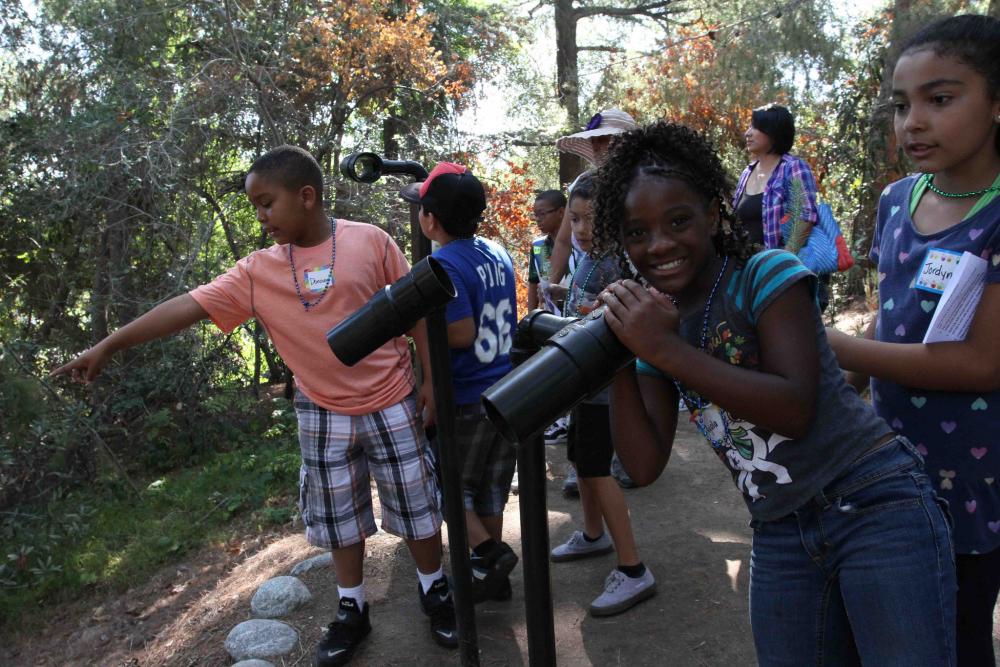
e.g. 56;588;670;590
399;162;487;224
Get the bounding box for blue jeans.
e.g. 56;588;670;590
749;437;956;666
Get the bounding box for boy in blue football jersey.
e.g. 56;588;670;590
401;163;520;602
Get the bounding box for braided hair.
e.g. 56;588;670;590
592;122;754;278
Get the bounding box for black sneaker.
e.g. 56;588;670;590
470;541;519;603
491;575;513;601
316;597;371;667
418;577;458;648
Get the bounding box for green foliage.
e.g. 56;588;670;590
0;398;300;628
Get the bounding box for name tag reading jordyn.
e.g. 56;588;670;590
916;248;962;294
305;265;333;292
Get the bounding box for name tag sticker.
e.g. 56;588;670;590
304;266;333;292
916;247;962;294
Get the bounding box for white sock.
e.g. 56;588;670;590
418;566;444;594
338;582;365;609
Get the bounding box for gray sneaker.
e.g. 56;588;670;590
562;467;579;498
589;567;657;617
550;530;614;562
610;454;637;489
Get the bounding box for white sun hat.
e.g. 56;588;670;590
556;108;638;165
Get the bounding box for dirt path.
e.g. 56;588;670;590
4;418;997;665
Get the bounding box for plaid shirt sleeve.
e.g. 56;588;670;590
762;154;820;250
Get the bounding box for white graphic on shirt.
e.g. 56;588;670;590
699;405;792;500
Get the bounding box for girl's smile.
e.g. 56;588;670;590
622;175;720;306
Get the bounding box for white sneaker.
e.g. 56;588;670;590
589;567;656;617
550;530;614;562
544;423;568;444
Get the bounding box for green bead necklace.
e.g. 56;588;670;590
563;251;609;317
926;175;999;199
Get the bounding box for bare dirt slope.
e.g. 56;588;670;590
4;418;997;666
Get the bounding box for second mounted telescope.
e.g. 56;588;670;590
482;307;635;443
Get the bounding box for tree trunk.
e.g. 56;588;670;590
555;0;585;187
383;111;402;159
989;0;999;18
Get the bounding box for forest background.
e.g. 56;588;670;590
1;0;998;630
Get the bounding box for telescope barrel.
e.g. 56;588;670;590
326;256;456;367
482;308;635;443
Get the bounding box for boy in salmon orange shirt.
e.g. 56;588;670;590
52;145;456;666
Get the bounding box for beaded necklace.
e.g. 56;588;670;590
563;250;609;317
289;218;336;312
671;255;730;449
926;174;1000;199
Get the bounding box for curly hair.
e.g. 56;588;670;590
592;122;754;278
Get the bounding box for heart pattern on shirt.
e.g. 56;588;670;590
890;205;900;218
965;500;978;513
910;396;927;408
971;397;988;411
883;298;894;311
969;228;983;240
895;324;906;336
971;447;988;460
941;421;957;434
939;469;956;490
920;300;935;313
898;251;909;263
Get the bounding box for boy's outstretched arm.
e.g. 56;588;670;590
827;284;1000;393
610;365;679;486
51;294;209;383
409;319;436;427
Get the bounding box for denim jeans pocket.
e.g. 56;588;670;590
832;468;924;516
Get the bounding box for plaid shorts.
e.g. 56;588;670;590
455;403;516;516
295;391;442;549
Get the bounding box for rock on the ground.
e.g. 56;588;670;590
250;576;312;618
224;619;298;660
290;552;332;575
232;661;275;667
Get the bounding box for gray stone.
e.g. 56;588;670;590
224;619;298;661
251;576;312;618
289;552;332;576
232;661;275;667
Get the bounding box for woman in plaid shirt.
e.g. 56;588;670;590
732;104;820;251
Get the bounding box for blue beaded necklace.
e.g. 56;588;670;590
672;255;731;448
289;218;336;312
